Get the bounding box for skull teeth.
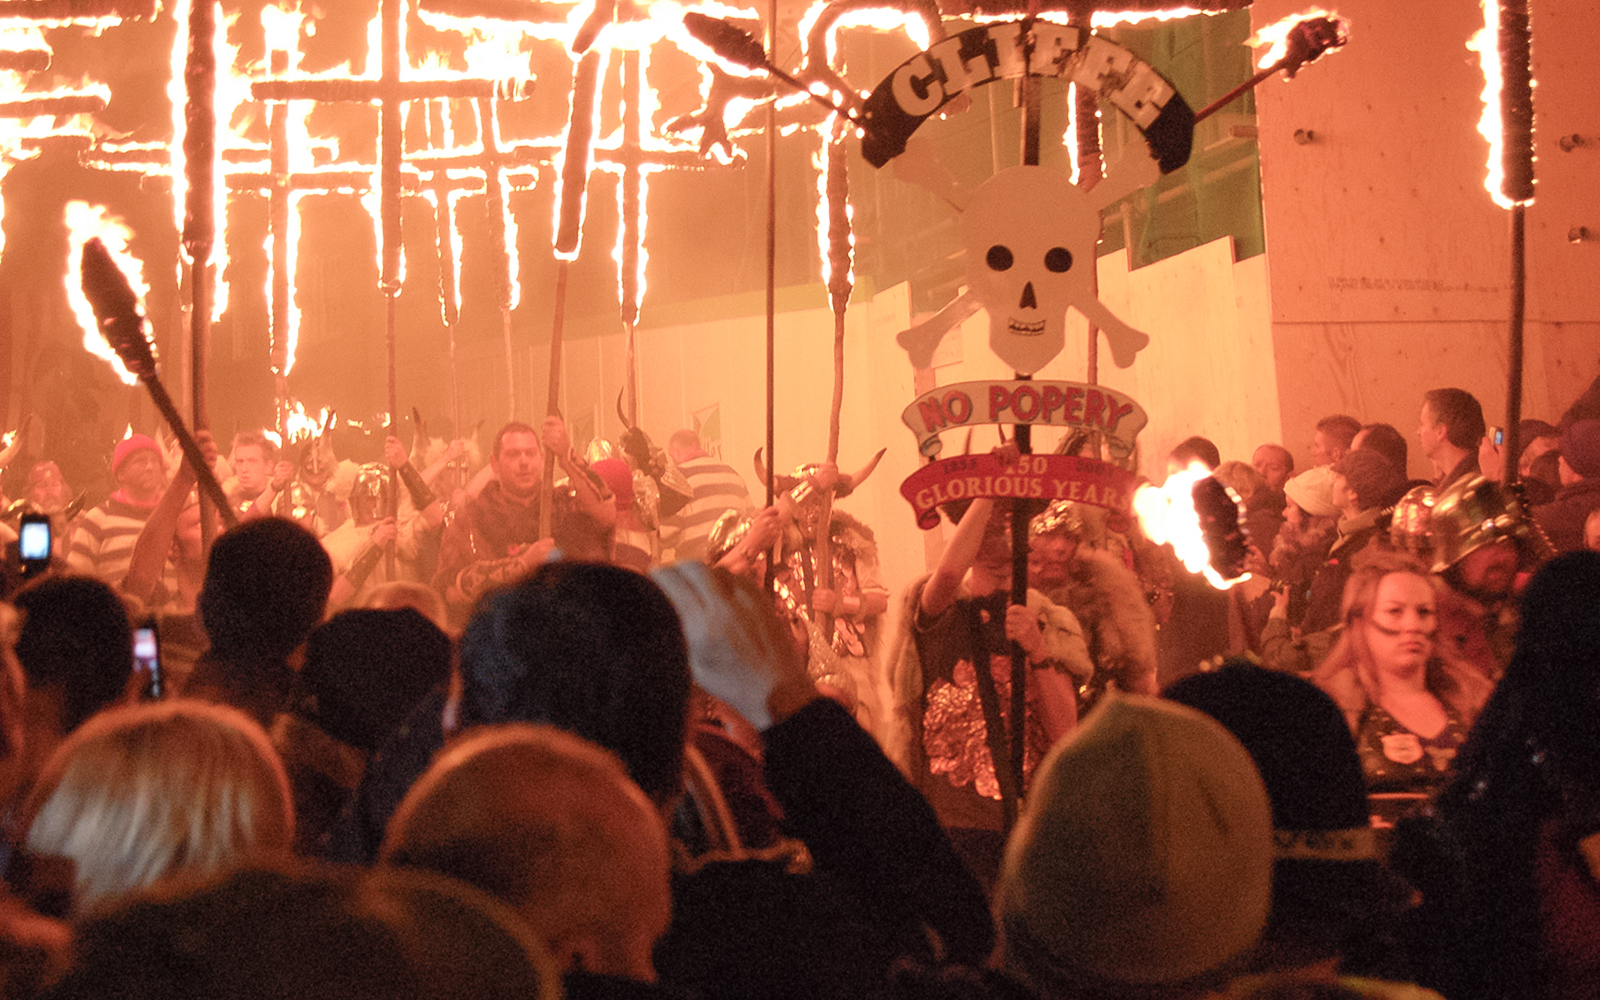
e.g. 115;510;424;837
1007;319;1046;336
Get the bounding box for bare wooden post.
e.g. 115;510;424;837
268;47;291;443
183;0;217;550
380;0;402;576
816;116;852;636
542;49;604;539
619;50;643;427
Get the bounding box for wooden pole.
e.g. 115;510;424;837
816;117;852;637
620;50;643;427
1503;207;1526;486
380;0;402;577
1068;17;1105;389
1000;30;1045;834
542;49;603;539
268;48;290;444
476;94;517;423
1497;0;1534;486
763;0;776;513
183;0;217;550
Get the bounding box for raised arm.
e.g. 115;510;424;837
240;459;295;523
123;431;216;605
920;497;994;620
543;416;616;531
652;562;994;964
385;435;444;532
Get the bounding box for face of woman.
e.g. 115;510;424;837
1363;572;1437;675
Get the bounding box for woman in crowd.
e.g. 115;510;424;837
1402;552;1600;1000
1309;550;1491;822
15;700;293;915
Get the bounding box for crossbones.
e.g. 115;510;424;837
893;135;1162;374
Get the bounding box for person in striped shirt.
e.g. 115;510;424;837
66;434;168;587
659;429;751;564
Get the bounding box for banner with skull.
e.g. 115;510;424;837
862;20;1191;526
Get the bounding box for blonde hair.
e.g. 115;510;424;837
1213;460;1267;505
362;580;450;633
1312;549;1492;729
20;699;294;913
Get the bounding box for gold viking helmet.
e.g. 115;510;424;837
1388;484;1436;558
350;462;392;523
1030;499;1085;541
706;509;753;564
1426;475;1531;573
584;438;617;465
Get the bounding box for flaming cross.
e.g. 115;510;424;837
0;0;156;257
251;63;533;435
419;0;740;430
247;0;536;437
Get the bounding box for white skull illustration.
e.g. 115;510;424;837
961;164;1152;374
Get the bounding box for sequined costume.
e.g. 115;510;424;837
890;576;1090;835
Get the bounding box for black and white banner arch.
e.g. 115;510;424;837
859;19;1194;173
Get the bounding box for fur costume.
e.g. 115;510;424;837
1040;546;1159;705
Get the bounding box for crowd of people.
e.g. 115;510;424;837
0;373;1594;1000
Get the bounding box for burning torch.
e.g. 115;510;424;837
1194;13;1350;124
1134;463;1251;591
79;238;238;530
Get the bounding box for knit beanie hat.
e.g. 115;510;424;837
996;694;1273;989
1560;419;1600;478
1283;466;1341;518
1332;450;1404;512
112;434;160;476
589;458;635;513
1163;662;1415;970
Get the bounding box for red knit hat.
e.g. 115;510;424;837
112;434;160;476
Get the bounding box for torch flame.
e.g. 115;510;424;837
167;0;245;322
1092;8;1207;27
798;2;933;64
280;398;330;443
1249;8;1341;70
1133;461;1251;590
63;201;149;387
1467;9;1533;209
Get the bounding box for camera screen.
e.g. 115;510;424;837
19;521;49;561
133;628;158;662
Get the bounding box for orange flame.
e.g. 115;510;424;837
813;123;853;291
1132;461;1250;590
1467;10;1532;209
262;4;307;375
167;0;245;322
280;398;330;443
1249;8;1340;70
63;200;148;387
0;21;112;258
1092;7;1208;27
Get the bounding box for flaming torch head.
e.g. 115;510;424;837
683;12;769;72
1191;475;1251;583
1278;16;1348;79
1134;462;1252;590
79;238;155;379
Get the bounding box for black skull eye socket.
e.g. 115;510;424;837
1044;247;1072;272
986;245;1014;271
